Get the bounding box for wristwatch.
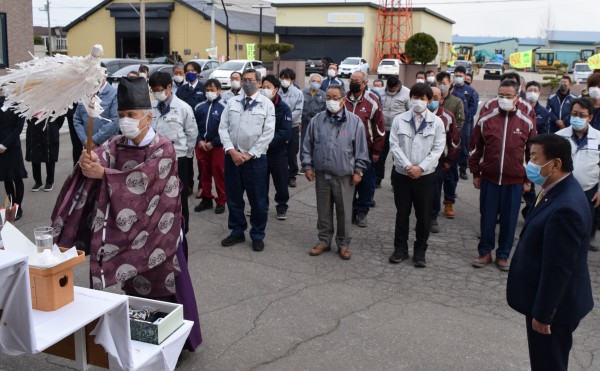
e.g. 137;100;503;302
355;171;363;177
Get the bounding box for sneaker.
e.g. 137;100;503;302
276;212;287;220
443;201;455;219
495;257;510;271
43;184;53;192
215;205;225;214
459;168;468;180
31;183;43;192
356;213;368;228
389;251;409;264
221;234;245;247
430;219;440;233
413;257;427;268
194;198;213;212
472;252;492;268
288;178;297;188
252;239;265;252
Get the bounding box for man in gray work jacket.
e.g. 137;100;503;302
302;85;370;261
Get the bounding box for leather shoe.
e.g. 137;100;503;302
472;252;492;268
389;250;409;264
221;235;245;247
495;257;510;271
252;239;264;252
309;243;330;256
338;247;352;260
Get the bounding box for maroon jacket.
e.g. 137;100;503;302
344;90;386;157
469;107;537;185
436;107;460;166
480;97;536;122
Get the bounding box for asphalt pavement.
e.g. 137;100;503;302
1;110;599;371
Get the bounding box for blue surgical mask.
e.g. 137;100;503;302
428;101;439;111
185;72;197;83
310;82;320;91
525;160;553;186
570;116;588;131
454;76;464;85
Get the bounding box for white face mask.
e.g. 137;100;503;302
589;86;600;99
416;78;425;84
280;79;291;88
410;99;427;113
326;99;342;113
153;91;167;102
260;88;275;100
231;80;241;90
426;76;435;84
327;69;336;78
206;92;218;101
498;97;516;111
173;75;184;84
119;113;148;139
139;72;148;79
525;91;539;103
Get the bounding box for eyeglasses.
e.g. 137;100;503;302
241;79;257;82
571;112;590;118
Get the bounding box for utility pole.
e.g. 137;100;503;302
220;0;229;60
251;4;270;61
210;2;215;48
140;0;146;60
46;0;52;56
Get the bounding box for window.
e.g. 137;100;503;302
234;44;244;51
0;13;8;68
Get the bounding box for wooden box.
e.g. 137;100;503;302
29;249;85;311
128;296;184;344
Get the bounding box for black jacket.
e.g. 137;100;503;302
25;116;63;163
267;95;292;154
175;81;207;109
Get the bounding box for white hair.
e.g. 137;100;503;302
309;73;323;82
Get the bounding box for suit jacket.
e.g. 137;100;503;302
507;174;594;325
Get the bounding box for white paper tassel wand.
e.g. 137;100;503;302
0;44;107;154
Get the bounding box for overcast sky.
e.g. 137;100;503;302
32;0;600;39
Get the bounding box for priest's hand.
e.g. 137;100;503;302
80;151;105;179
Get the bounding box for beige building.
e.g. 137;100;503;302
0;0;34;73
273;2;454;69
64;0;275;62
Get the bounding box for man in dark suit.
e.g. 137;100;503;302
507;133;594;371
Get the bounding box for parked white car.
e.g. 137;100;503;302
210;60;267;89
338;57;369;78
377;59;402;79
573;63;592;83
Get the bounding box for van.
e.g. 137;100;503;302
573;63;592;83
377;59;402;79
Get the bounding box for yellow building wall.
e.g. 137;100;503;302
412;12;454;65
67;0;274;62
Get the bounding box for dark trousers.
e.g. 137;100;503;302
353;161;375;215
526;316;578;371
266;149;289;214
458;120;472;169
478;180;523;259
584;186;598;240
432;162;458;217
300;124;308;165
187;157;196;191
177;157;190;234
287;126;300;180
392;171;436;258
68;112;83;166
225;155;268;241
32;162;56;185
522;184;536;218
4;179;24;206
374;131;391;183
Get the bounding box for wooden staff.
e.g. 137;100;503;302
86;115;94;155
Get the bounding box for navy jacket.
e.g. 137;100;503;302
194;97;225;147
268;95;292;154
546;90;577;132
176;81;206;109
453;84;478;124
590;107;600;131
507;174;594;325
533;103;551;134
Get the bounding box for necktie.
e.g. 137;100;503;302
534;191;544;207
244;97;252;110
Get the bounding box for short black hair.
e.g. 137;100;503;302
416;70;426;78
587;73;600;88
387;76;400;88
425;70;435;76
184;61;201;73
242;68;261;81
499;79;519;92
500;72;520;83
526;81;541;90
373;79;384;86
148;71;173;89
466;72;473;79
326;84;345;96
127;70;139;77
454;66;467;74
528;133;574;172
279;68;296;81
230;71;242;79
139;64;149;74
205;78;221;90
262;74;281;89
410;83;433;100
571;98;594;116
436;71;451;83
561;75;572;84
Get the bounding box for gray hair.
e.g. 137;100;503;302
242;68;261;81
326;84;345;96
352;70;368;83
173;62;184;71
309;73;323;82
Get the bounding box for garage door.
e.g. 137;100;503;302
280;35;362;65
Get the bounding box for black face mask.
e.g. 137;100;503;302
349;82;362;94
